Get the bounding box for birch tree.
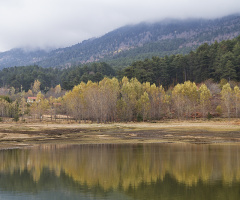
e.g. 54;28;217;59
199;84;212;118
143;82;166;120
233;86;240;117
172;83;185;119
32;80;41;96
182;81;199;119
64;82;86;121
221;83;233;118
120;77;142;121
99;77;119;122
19;97;27;120
84;81;101;122
137;91;150;121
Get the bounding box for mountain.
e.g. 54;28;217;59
0;49;48;69
0;14;240;69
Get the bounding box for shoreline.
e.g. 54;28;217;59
0;120;240;149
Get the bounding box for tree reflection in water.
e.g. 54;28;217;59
0;144;240;199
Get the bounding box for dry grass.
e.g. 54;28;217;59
0;119;239;149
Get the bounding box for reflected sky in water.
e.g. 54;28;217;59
0;144;240;199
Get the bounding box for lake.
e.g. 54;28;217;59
0;143;240;199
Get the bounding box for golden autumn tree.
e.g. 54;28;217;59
84;81;101;122
182;81;199;119
137;91;150;121
172;81;199;119
233;85;240;117
32;80;41;96
221;83;233;118
55;84;62;95
199;84;212;118
63;82;87;122
19;96;27;120
143;82;166;120
119;77;143;121
172;83;185;119
99;77;120;122
0;99;10;117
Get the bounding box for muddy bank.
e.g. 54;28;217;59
0;120;240;149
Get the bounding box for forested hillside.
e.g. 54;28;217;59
0;15;240;69
0;62;115;91
121;35;240;87
0;35;239;92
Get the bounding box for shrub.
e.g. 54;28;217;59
216;105;223;116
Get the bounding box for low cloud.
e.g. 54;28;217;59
0;0;239;52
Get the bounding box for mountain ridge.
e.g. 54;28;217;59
0;14;240;69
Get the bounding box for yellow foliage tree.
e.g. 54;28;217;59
99;77;120;122
120;77;143;121
199;84;212;118
172;83;185;119
233;86;240;117
63;82;86;121
32;80;41;95
182;81;199;119
221;83;233;118
137;91;150;121
143;82;166;120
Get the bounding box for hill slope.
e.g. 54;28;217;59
0;35;239;91
0;14;240;69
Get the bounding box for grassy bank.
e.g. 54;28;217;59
0;119;239;149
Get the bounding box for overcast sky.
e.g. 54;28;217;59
0;0;239;52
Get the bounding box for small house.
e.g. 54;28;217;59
27;97;38;103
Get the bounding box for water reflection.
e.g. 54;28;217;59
0;144;240;199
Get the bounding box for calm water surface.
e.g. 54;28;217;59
0;143;240;199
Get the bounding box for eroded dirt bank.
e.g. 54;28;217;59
0;120;240;149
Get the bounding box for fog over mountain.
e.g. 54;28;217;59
0;0;240;52
0;14;240;69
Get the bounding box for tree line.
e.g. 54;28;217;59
121;35;240;87
61;78;240;122
0;62;115;92
0;77;239;122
